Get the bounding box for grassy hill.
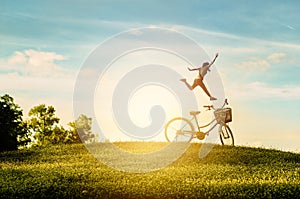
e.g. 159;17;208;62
0;142;299;198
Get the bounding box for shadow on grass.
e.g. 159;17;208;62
0;149;39;163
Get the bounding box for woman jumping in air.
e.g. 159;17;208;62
180;53;219;101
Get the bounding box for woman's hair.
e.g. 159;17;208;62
202;62;209;67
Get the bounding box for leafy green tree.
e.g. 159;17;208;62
0;94;30;151
48;125;69;145
67;114;96;143
65;121;81;144
27;104;61;146
27;105;96;145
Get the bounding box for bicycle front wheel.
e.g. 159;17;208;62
219;124;234;146
165;117;195;142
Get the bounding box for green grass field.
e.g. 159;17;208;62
0;142;299;198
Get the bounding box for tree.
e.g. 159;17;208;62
26;104;96;145
0;94;30;152
27;104;61;146
67;114;96;144
48;125;69;145
65;121;81;144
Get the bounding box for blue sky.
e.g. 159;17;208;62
1;0;300;152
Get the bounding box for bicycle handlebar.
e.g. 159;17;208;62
203;105;213;110
203;99;229;111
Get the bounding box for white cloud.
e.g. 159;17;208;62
236;52;288;72
0;49;71;78
7;51;27;65
267;52;286;63
237;58;271;72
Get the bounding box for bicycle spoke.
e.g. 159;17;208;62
169;123;190;131
165;118;194;142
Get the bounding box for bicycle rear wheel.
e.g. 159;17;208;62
165;117;194;142
219;124;234;146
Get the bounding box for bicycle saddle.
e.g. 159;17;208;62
190;111;201;116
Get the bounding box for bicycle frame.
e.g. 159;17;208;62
191;115;218;136
189;99;229;135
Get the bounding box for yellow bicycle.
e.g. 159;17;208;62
165;99;234;145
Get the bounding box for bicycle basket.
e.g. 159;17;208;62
214;108;232;124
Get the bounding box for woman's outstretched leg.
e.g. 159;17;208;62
180;78;194;90
198;81;217;101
